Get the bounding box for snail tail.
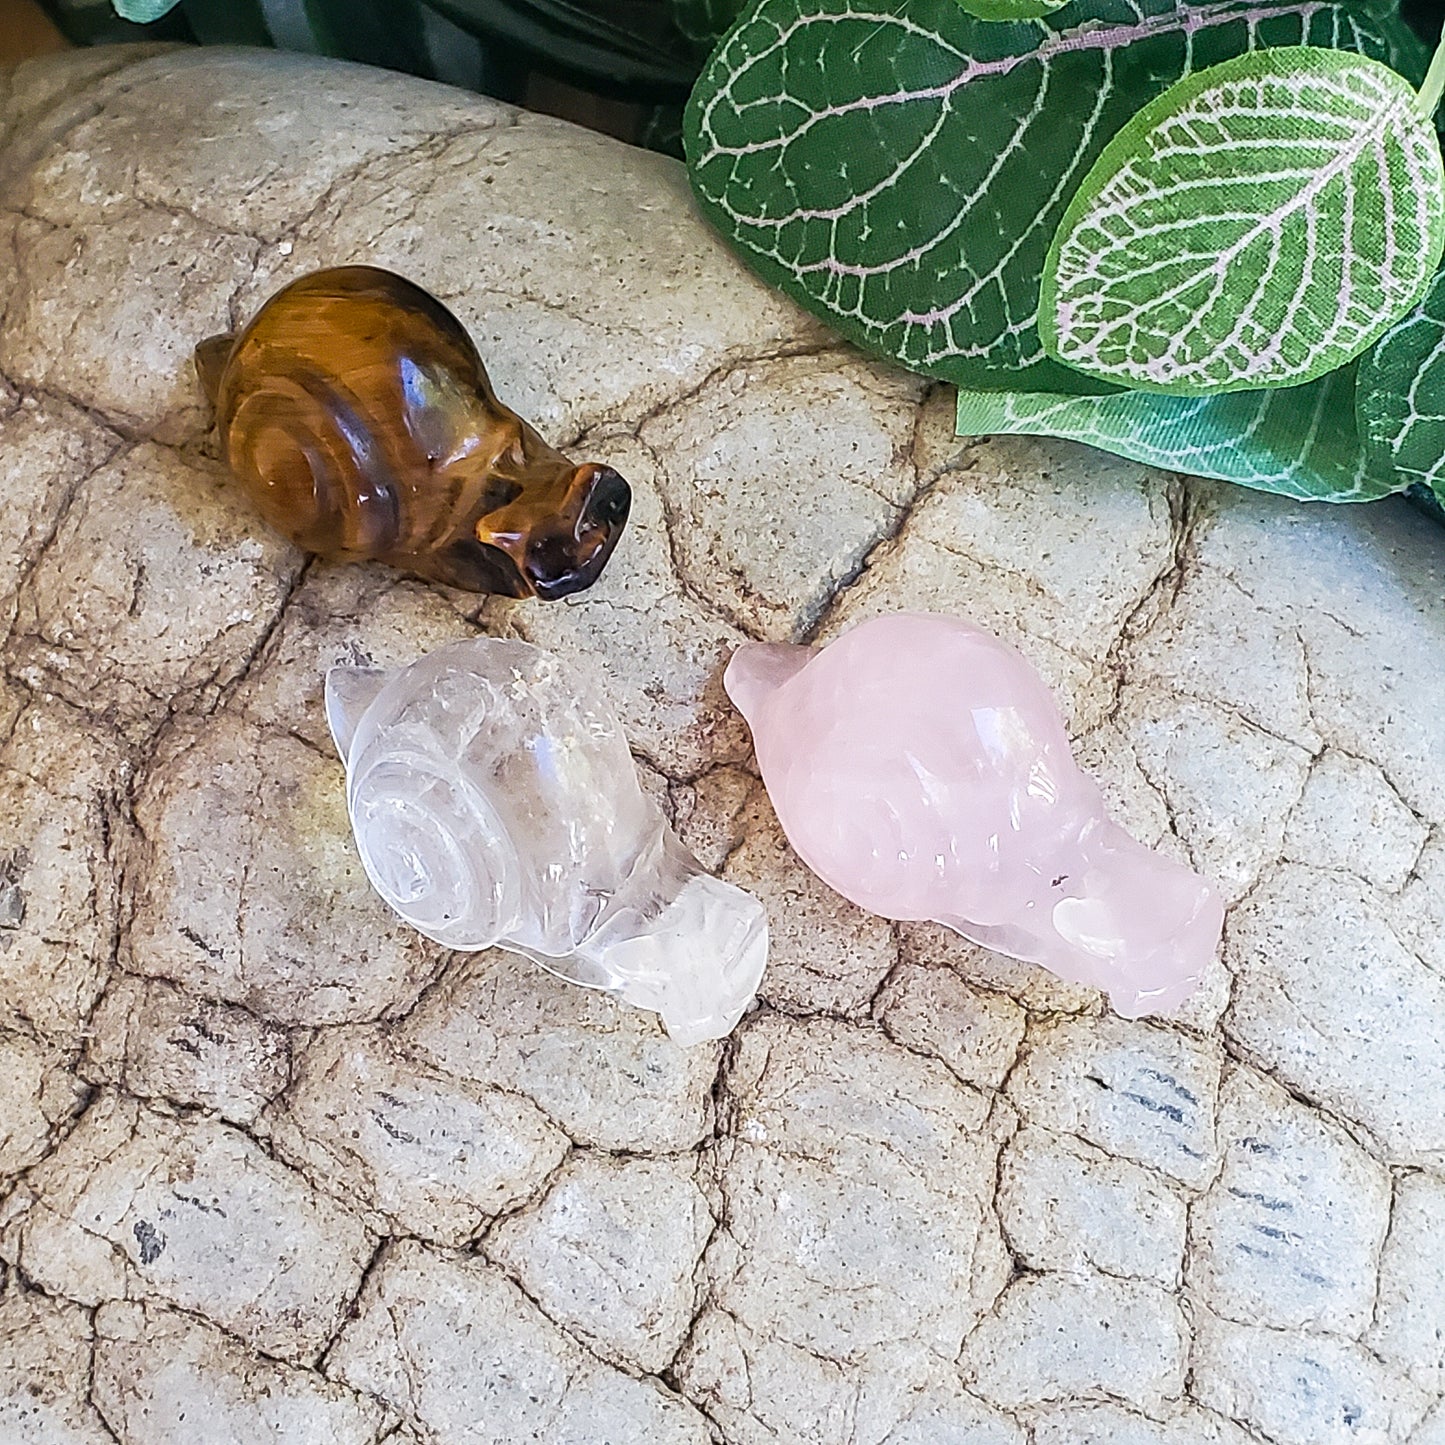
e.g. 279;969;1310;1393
194;333;236;408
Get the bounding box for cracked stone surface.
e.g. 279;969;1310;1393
1;43;1443;1444
92;1298;388;1445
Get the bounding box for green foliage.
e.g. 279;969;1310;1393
1040;48;1445;395
54;0;705;103
684;0;1426;398
305;0;435;78
424;0;699;97
670;0;748;50
955;0;1069;18
956;366;1403;501
1357;270;1445;503
112;0;181;19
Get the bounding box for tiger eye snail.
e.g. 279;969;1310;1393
195;265;631;598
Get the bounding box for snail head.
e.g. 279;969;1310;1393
426;389;631;600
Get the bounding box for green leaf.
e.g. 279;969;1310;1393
685;0;1427;395
670;0;747;51
113;0;182;19
1357;268;1445;502
955;366;1404;501
956;0;1068;18
1041;48;1445;395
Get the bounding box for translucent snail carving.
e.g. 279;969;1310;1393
196;266;631;598
326;637;769;1045
725;613;1223;1017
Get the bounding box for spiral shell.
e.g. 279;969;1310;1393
347;748;524;952
197;266;630;598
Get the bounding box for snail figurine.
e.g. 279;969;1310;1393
196;266;631;598
725;613;1223;1017
326;636;769;1045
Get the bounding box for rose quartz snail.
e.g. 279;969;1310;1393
725;612;1223;1016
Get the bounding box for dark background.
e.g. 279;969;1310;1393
26;0;1442;156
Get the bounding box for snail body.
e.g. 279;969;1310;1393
196;266;630;598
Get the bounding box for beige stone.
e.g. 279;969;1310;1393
0;394;117;646
1368;1170;1445;1395
1007;1014;1224;1188
0;1028;87;1176
997;1125;1187;1287
487;1150;712;1372
486;434;753;777
232;563;475;754
874;961;1027;1091
722;789;898;1016
1227;864;1445;1165
327;1239;711;1444
0;212;259;436
6;443;297;735
1028;1401;1260;1445
961;1270;1189;1412
0;1094;372;1363
1285;749;1429;892
640;352;924;639
92;1299;385;1445
1120;688;1313;903
677;1016;1006;1441
1188;1065;1391;1336
2;43;1445;1444
819;433;1178;730
0;696;124;1045
127;711;440;1024
670;763;755;871
399;951;719;1153
1127;548;1324;753
1417;1401;1445;1445
1393;833;1445;976
900;916;1104;1014
269;1023;567;1244
0;1279;114;1444
1191;1312;1430;1445
85;974;290;1125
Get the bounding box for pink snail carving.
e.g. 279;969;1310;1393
725;612;1223;1016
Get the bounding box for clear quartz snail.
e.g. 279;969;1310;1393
327;637;768;1045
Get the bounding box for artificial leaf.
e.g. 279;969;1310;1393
685;0;1427;395
671;0;747;50
1356;268;1445;501
181;0;272;45
1041;48;1445;395
957;0;1069;18
113;0;182;18
955;365;1404;501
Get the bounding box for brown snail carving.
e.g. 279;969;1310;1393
195;266;630;598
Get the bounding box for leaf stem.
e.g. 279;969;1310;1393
1415;29;1445;119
